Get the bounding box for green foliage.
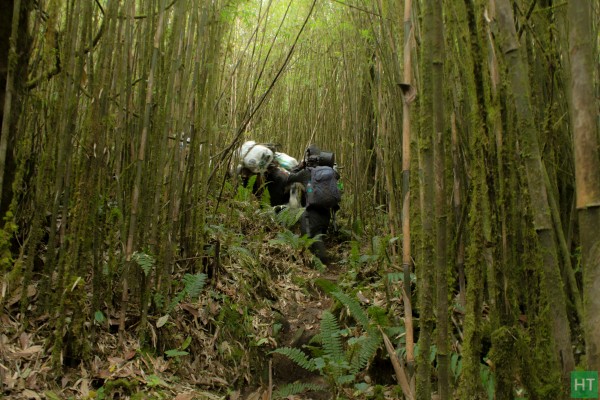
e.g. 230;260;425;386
451;352;462;382
480;363;495;400
0;211;18;273
331;291;369;327
226;244;255;267
164;336;193;362
314;277;340;293
387;271;416;284
273;382;326;399
94;311;106;324
132;251;155;276
371;235;396;261
182;272;207;299
348;331;381;374
272;289;386;391
167;272;207;313
346;239;385;269
320;311;345;367
235;175;257;202
274;206;305;228
269;230;320;252
271;347;317;371
165;349;189;358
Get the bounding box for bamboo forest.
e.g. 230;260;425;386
1;0;599;399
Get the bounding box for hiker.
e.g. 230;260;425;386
286;144;341;264
236;141;300;209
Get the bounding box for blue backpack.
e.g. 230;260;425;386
306;166;341;208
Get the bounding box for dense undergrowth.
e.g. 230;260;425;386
1;181;421;399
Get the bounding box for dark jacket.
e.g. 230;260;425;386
239;164;290;207
264;164;290;206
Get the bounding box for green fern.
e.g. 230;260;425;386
168;272;207;312
314;278;341;295
326;289;385;376
269;231;319;252
274;206;305;228
272;382;325;399
182;272;207;299
331;291;370;328
235;175;257;202
259;186;272;207
348;240;361;267
132;251;155;276
349;330;381;374
227;244;255;266
367;305;389;326
271;297;386;391
270;347;317;371
320;311;344;364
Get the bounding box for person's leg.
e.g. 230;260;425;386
308;208;331;263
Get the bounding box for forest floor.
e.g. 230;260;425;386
1;211;401;400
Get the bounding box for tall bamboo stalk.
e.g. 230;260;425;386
400;0;415;387
494;0;574;384
430;0;449;396
121;0;168;342
0;0;21;206
567;0;600;371
416;0;435;395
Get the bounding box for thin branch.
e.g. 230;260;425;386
116;0;179;20
330;0;381;17
26;0;106;90
517;0;537;39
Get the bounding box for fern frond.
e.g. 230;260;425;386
273;382;325;399
314;278;341;295
350;331;381;374
367;305;389;326
236;175;257;202
336;374;356;385
183;273;207;299
275;206;305;228
320;311;344;363
331;291;370;328
227;245;255;266
271;347;316;371
132;251;155;276
387;272;404;283
269;230;300;248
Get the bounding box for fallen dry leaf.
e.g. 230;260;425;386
9;345;44;359
20;332;30;349
21;388;41;399
173;393;194;400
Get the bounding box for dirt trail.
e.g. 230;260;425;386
268;249;348;398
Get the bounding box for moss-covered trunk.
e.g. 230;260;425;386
416;0;435;396
567;0;600;371
494;0;574;388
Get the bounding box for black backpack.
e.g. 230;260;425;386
306;166;341;208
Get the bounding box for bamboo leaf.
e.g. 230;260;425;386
156;315;169;328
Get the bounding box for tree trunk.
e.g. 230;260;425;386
400;0;416;388
0;0;30;216
494;0;574;386
430;0;449;398
567;0;600;371
416;0;435;396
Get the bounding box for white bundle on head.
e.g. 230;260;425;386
239;140;274;173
